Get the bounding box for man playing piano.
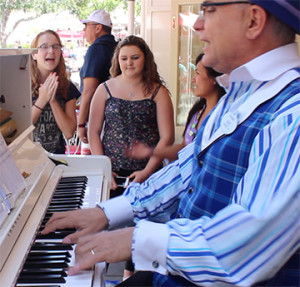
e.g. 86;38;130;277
42;1;300;286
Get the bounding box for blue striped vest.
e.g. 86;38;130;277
154;75;300;286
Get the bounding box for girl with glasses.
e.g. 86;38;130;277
30;30;80;154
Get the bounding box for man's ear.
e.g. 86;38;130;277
95;24;103;33
246;5;268;39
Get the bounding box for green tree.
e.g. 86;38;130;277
0;0;140;48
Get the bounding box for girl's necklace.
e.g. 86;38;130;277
121;77;141;99
189;105;207;137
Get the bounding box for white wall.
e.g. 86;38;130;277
141;0;171;89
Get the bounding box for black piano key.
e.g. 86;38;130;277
52;192;84;198
36;230;75;240
56;181;86;187
31;242;73;251
49;205;82;210
53;191;85;197
46;207;82;213
26;254;70;262
46;206;81;212
23;259;69;268
48;200;83;207
17;273;66;283
56;182;85;186
58;176;87;182
55;186;86;194
59;176;87;183
52;190;84;195
47;205;81;209
54;191;85;196
48;201;83;208
20;268;67;276
17;176;90;285
29;251;71;258
47;203;82;208
54;193;85;199
16;282;61;287
50;197;83;204
49;200;83;207
59;180;87;185
55;183;86;189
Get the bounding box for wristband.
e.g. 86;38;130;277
78;123;86;128
33;103;43;111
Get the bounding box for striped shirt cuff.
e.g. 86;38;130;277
132;220;169;275
97;196;133;229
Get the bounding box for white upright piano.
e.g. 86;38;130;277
0;49;111;286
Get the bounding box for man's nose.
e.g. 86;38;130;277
193;12;204;31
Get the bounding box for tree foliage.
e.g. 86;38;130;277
0;0;141;47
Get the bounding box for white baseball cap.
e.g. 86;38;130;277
80;9;112;28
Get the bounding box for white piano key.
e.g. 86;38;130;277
16;243;106;287
1;171;109;287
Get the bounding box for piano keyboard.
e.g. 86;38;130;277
15;175;106;287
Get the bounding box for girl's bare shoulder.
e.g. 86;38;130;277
106;76;120;85
153;84;171;100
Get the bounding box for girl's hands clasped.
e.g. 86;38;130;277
38;72;59;106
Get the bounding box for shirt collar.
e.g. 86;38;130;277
230;43;300;82
94;34;112;44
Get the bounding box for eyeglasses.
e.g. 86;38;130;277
37;43;62;51
200;1;251;14
83;23;100;27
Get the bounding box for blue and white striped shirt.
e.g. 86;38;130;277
99;43;300;286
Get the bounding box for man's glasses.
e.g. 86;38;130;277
84;23;100;27
200;1;251;14
37;43;62;51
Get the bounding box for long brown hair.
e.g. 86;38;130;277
109;35;166;96
30;30;70;100
182;53;226;137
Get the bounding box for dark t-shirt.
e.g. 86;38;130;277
79;34;117;92
33;82;80;154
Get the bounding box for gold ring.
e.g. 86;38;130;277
90;249;95;255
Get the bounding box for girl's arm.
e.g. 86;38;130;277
126;141;185;162
88;83;107;155
130;85;175;183
50;97;77;140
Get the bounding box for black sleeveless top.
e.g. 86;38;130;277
103;82;160;171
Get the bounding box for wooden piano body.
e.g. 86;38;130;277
0;49;111;286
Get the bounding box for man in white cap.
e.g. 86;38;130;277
77;10;117;143
43;1;300;286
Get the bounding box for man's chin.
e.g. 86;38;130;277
201;53;214;68
201;53;224;73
